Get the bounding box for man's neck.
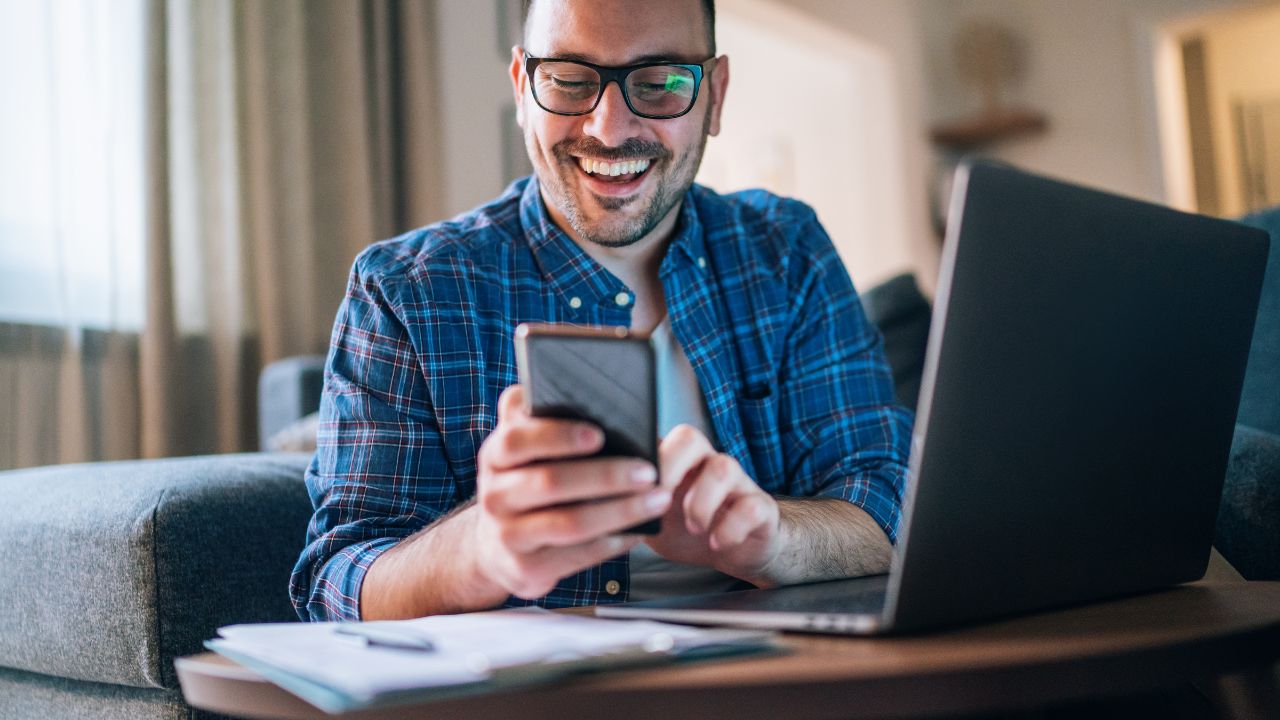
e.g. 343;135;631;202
577;213;676;290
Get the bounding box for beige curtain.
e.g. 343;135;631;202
0;0;443;469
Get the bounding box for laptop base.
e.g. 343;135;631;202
596;575;889;635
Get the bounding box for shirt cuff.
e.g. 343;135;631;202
305;536;401;622
815;467;905;544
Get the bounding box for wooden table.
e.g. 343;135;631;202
177;580;1280;719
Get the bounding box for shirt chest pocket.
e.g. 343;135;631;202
735;388;785;493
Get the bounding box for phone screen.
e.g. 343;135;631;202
515;323;659;534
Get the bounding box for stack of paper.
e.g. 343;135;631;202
207;608;779;713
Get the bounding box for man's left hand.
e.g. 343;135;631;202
644;425;782;585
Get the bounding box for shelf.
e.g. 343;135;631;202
930;109;1048;150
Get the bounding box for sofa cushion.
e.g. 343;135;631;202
861;272;932;411
1216;424;1280;581
1236;207;1280;436
0;665;190;720
0;453;312;690
265;411;320;453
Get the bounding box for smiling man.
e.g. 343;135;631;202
290;0;913;621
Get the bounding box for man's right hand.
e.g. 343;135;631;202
361;384;669;619
470;384;671;600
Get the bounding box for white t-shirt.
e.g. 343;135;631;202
627;316;745;601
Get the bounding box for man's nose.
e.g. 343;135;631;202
582;81;639;147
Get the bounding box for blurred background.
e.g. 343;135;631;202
1;0;1277;470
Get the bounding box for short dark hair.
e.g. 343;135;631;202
521;0;716;57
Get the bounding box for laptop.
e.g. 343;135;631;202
596;160;1271;635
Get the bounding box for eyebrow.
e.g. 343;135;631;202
543;50;706;65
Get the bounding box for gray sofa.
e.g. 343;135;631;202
0;452;314;719
1213;207;1280;580
1;210;1277;718
0;360;324;720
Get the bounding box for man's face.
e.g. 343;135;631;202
511;0;728;249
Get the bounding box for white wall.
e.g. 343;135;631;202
777;0;937;290
919;0;1268;205
699;0;934;292
433;0;512;217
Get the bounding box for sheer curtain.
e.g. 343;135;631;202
0;0;443;469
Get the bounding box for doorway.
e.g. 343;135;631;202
1155;3;1280;217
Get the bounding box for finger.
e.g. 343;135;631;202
503;487;673;552
486;457;658;514
497;384;527;420
709;492;778;551
505;534;644;600
681;453;741;534
481;415;603;472
658;424;716;491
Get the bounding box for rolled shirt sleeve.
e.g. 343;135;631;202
776;208;913;542
289;247;457;621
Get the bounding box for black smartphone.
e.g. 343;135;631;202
514;323;659;534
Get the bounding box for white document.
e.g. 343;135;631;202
208;608;777;713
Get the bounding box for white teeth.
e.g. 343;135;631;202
577;157;651;176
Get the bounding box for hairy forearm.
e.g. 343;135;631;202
752;497;893;587
359;502;508;620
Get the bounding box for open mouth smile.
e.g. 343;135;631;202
574;156;654;196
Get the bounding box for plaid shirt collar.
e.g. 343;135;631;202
518;175;710;306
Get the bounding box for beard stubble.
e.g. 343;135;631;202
543;112;712;248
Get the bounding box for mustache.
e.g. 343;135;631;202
554;137;669;162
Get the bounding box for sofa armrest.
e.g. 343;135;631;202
1215;424;1280;580
0;453;312;690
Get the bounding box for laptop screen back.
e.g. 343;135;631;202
885;161;1270;632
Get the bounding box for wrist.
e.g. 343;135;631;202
731;541;788;589
718;504;789;588
363;503;508;619
450;504;510;607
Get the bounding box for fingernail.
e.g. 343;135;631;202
579;426;601;446
630;464;657;485
645;489;671;512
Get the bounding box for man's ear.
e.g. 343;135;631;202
510;46;526;128
706;55;730;137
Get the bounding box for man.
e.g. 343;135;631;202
290;0;912;621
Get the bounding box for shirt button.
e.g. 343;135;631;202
569;296;583;309
605;580;621;596
615;292;630;307
697;256;707;269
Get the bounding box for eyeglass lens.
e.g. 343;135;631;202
532;62;698;117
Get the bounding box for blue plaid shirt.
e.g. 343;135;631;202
290;177;913;621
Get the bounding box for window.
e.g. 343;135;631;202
0;0;147;330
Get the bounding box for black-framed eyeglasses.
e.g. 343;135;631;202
524;53;709;120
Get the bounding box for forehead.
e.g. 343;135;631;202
525;0;709;64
